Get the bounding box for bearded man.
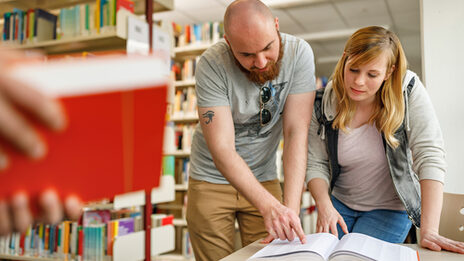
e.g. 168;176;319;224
186;1;316;260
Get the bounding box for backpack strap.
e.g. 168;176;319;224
406;77;415;97
314;88;326;136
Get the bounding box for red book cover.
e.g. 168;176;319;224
0;56;168;204
161;215;174;226
25;11;29;39
185;24;191;44
19;233;25;253
116;0;135;13
44;225;50;250
78;228;84;256
15;14;18;40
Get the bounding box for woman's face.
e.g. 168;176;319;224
343;52;392;106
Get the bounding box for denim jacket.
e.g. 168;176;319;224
306;70;446;228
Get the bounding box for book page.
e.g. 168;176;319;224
249;233;339;260
330;233;418;261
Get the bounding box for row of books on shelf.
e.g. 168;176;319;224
163;156;191;186
156;191;187;220
171;57;200;82
151;214;174;228
172;21;224;48
1;0;134;44
0;207;142;260
172;87;197;119
181;228;194;258
155;195;191;257
164;122;196;154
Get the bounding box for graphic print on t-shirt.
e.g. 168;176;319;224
234;81;287;138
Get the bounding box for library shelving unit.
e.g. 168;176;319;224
174;79;196;89
0;175;176;261
0;0;173;54
0;1;176;261
110;175;176;261
167;42;212;172
0;0;172;17
155;42;215;260
173;43;210;58
164;150;191;158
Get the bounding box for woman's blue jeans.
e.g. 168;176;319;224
331;195;412;243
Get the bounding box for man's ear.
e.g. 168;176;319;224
224;35;230;46
275;17;279;31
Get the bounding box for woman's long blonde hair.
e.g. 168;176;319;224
331;26;407;148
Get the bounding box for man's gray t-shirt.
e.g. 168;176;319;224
190;33;316;184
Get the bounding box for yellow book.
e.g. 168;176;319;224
95;0;100;34
113;220;119;237
63;221;70;255
38;224;44;241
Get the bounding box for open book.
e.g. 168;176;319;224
249;233;419;261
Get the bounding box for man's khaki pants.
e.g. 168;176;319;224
186;178;282;261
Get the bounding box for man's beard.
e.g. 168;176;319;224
235;33;284;85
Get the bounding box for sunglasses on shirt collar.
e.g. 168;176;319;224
259;83;273;126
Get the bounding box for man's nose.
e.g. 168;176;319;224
254;53;267;69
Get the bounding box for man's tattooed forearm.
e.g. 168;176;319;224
202;110;215;124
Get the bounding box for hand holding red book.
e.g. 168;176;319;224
0;48;82;234
0;51;167;235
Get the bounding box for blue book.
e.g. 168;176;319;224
3;12;10;41
193;24;201;42
13;8;25;43
11;12;16;41
34;8;57;41
100;0;108;28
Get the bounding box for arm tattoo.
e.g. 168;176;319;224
202;110;215;124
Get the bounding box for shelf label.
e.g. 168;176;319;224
127;16;149;55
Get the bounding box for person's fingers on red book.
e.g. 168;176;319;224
64;195;83;221
0;48;66;168
0;73;66;132
10;192;33;234
38;191;84;224
0;199;12;235
38;189;64;225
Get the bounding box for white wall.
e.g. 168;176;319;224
421;0;464;193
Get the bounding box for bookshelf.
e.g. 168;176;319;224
170;116;199;123
173;43;210;57
164;150;191;158
134;0;173;14
0;176;176;261
174;79;196;89
0;0;173;17
0;1;176;261
10;26;127;54
0;0;174;54
157;21;226;261
0;255;56;261
174;184;188;191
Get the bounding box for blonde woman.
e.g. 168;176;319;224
306;26;464;253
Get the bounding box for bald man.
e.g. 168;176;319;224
186;0;316;259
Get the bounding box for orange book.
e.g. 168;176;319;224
0;55;168;204
63;221;70;255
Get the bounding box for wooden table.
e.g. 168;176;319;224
221;241;464;260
